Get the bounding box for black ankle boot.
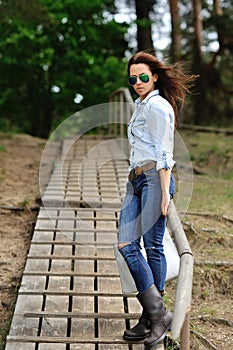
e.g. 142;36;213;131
135;284;172;348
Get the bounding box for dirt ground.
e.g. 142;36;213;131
0;133;45;348
0;132;232;350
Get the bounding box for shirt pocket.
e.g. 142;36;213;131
131;118;145;138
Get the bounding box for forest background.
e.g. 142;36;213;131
0;1;233;349
0;0;232;138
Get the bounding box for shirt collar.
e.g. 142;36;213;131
135;89;159;105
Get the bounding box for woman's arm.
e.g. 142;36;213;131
159;168;171;216
147;100;175;215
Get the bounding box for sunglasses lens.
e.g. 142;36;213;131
139;74;149;83
128;76;137;85
128;74;150;85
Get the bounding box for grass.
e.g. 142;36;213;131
179;130;233;217
180;130;233;180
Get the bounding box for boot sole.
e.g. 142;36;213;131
144;333;166;349
123;332;151;342
144;322;171;348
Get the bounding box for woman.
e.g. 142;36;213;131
117;51;196;347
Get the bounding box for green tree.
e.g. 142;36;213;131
0;0;128;137
171;0;233;126
119;0;233;127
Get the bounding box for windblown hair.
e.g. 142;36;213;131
128;51;198;126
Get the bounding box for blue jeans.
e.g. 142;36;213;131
118;169;176;294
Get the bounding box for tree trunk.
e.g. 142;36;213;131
213;0;224;53
168;0;181;61
135;0;154;51
192;0;203;69
28;87;53;139
192;0;207;125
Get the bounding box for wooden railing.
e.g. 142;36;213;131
109;88;194;350
108;88;134;138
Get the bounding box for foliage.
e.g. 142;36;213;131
177;0;233;126
0;0;128;137
0;0;232;136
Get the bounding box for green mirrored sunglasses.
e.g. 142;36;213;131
128;73;150;86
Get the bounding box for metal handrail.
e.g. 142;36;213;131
168;200;194;348
108;88;134;139
108;88;194;349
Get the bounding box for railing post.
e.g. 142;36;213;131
108;99;113;135
168;200;194;347
119;93;124;138
180;310;191;350
108;88;134;140
113;94;118;136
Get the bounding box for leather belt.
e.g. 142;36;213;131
128;161;156;181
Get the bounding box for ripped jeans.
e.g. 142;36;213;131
118;169;175;294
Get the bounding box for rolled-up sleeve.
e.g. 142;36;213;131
148;102;175;171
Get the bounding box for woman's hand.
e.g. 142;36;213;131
161;191;170;216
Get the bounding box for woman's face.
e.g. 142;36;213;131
129;63;158;100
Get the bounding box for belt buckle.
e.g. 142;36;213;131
129;169;137;181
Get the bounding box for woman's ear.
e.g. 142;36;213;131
153;74;158;83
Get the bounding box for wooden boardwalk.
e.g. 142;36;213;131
6;136;165;350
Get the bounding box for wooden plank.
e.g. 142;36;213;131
54;232;75;242
20;276;46;292
74;260;94;274
96;231;117;243
35;228;118;233
32;231;55;242
18;291;132;297
24;258;50;273
75;246;96;257
30;241;113;247
6;343;36;350
98;278;122;294
20;312;139;319
38;209;59;218
23;272;119;278
50;259;72;272
8;315;39;336
28;244;52;256
39;344;66;350
98;346;132;350
47;276;70;291
14;295;43;314
40;318;67;337
70;345;95;350
27;255;116;260
98;296;124;314
127;297;141;314
53;245;72;256
98;260;119;274
73;277;94;292
35;219;57;230
98;318;126;338
72;296;94;313
45;296;69;312
23;270;120;279
6;335;145;344
95;246;114;258
70;318;95;338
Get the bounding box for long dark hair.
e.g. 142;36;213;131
128;51;197;126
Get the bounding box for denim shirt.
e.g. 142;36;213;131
128;89;175;171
